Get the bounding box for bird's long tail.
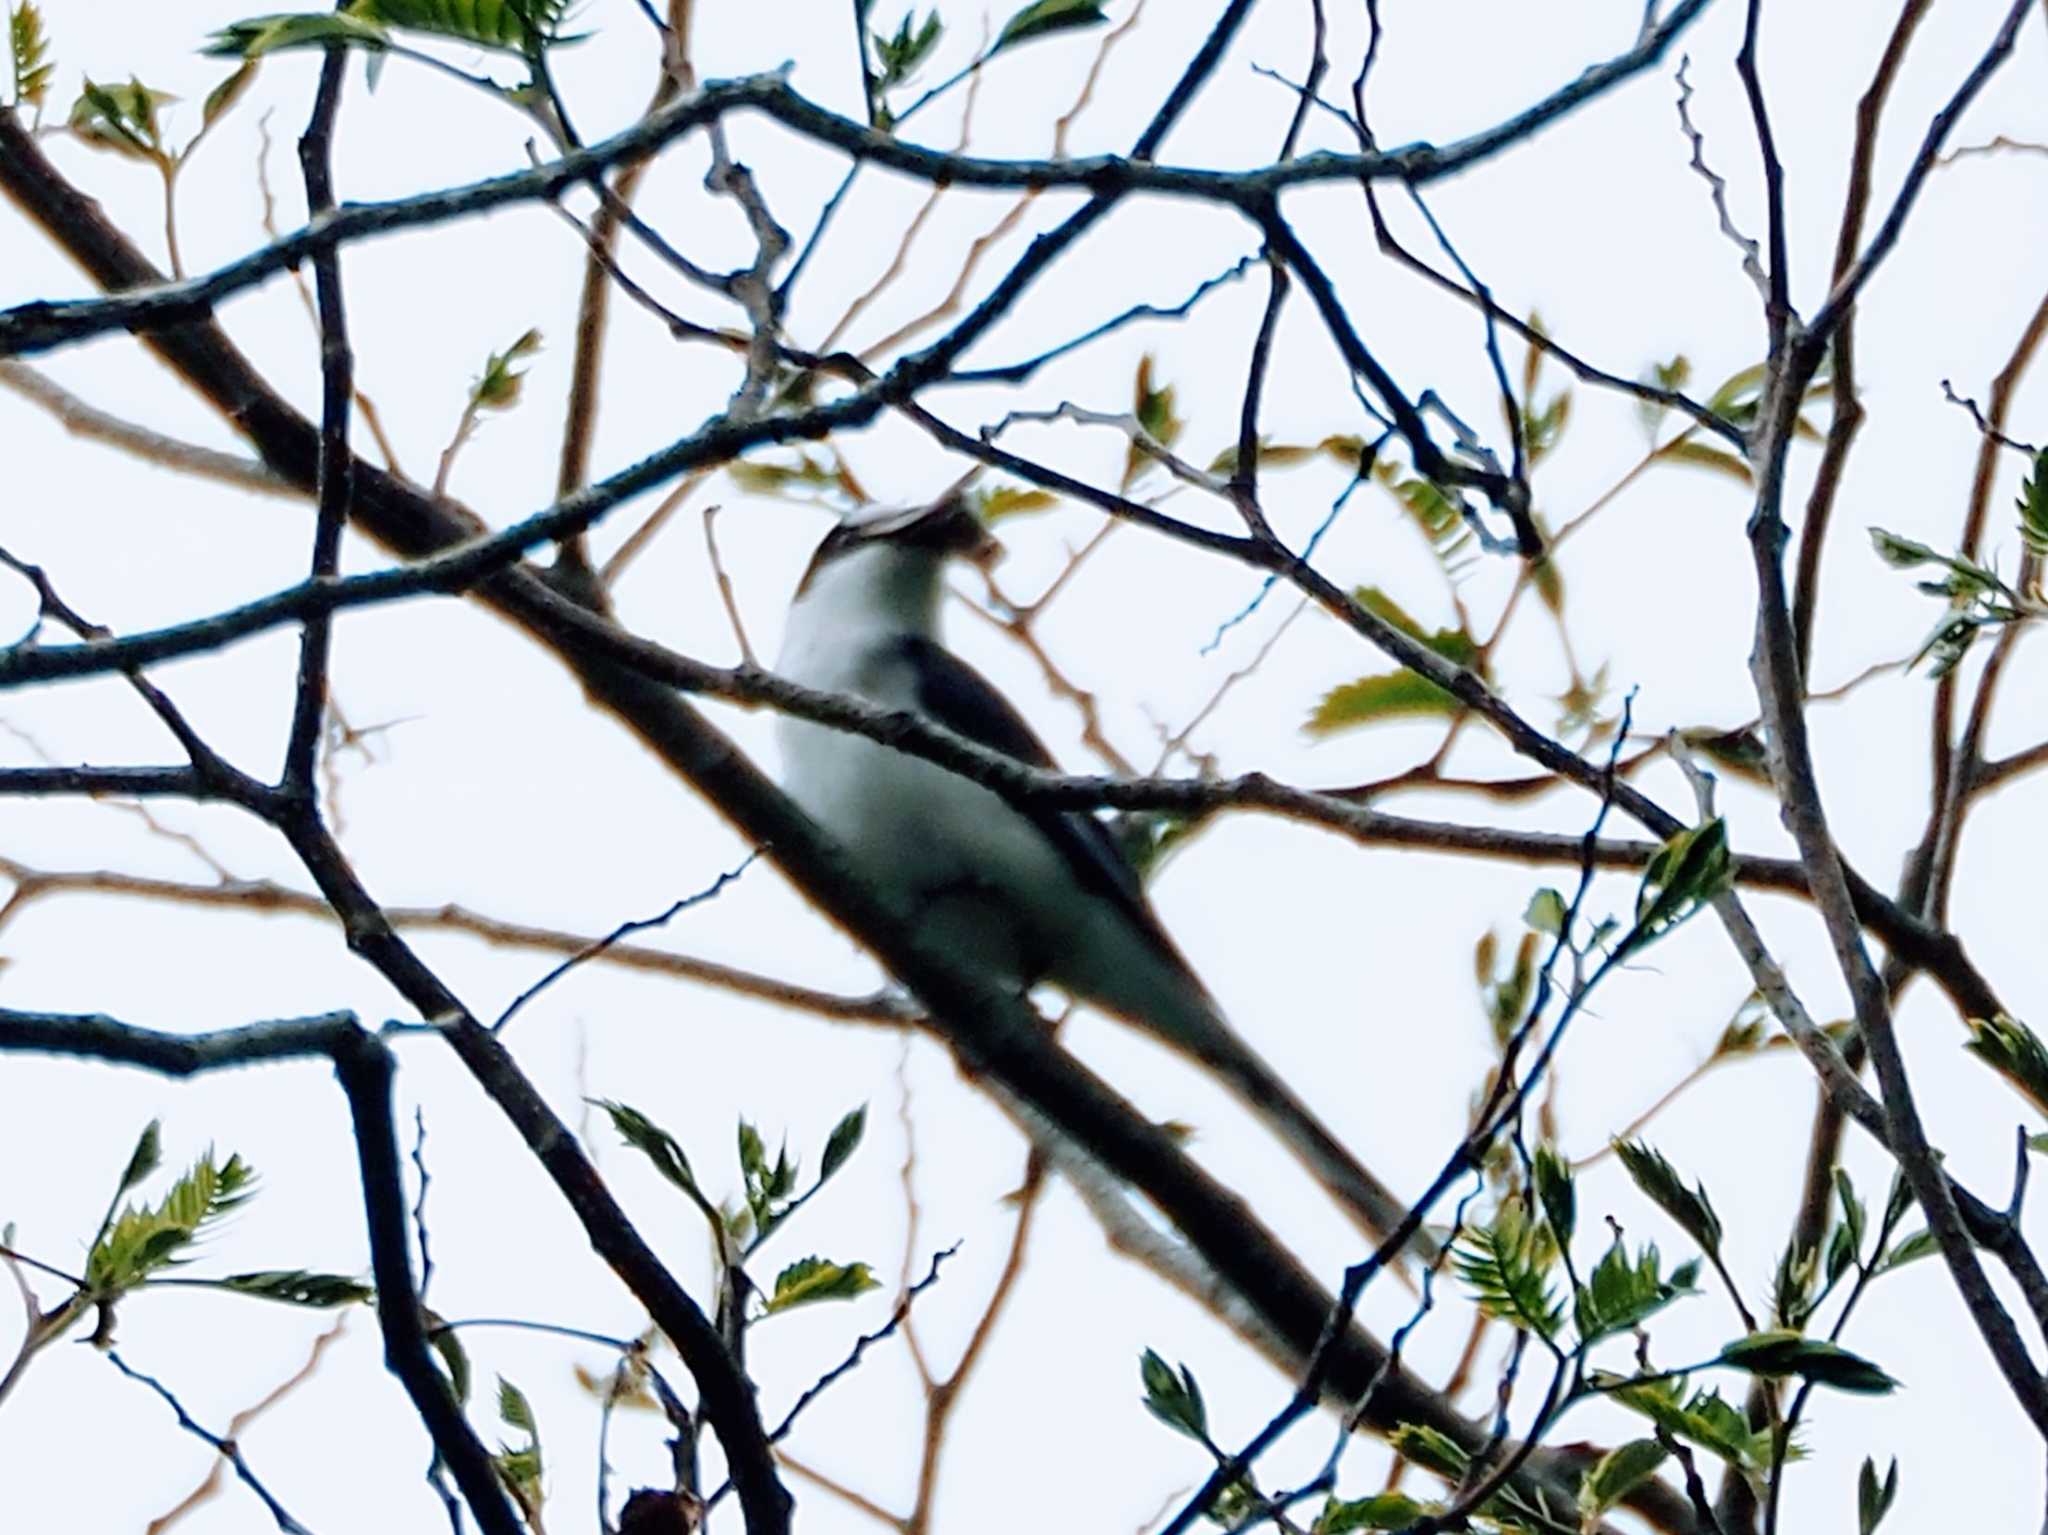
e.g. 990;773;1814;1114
1171;998;1439;1273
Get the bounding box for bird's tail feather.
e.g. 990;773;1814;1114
1175;1000;1438;1273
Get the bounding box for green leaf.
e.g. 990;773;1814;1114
1604;1376;1775;1476
1305;670;1458;732
204;12;392;60
1314;1491;1432;1532
1523;887;1567;937
470;327;542;411
1523;388;1571;464
87;1146;256;1297
1575;1237;1698;1343
971;484;1058;524
1531;1143;1575;1249
872;9;942;92
1374;463;1478;579
1629;818;1731;951
69;77;175;160
369;0;572;51
1122;353;1183;490
2019;447;2048;558
117;1120;164;1197
591;1100;698;1196
8;2;53;111
1657;439;1753;484
426;1312;472;1404
992;0;1106;54
201;61;258;129
764;1255;880;1313
1834;1169;1867;1262
1138;1348;1208;1442
1718;1331;1897;1394
820;1106;866;1183
1868;527;1943;569
1964;1013;2048;1116
217;1269;374;1308
1859;1456;1899;1535
497;1375;536;1435
1875;1227;1939;1274
1385;1423;1467;1480
1452;1199;1561;1339
1613;1140;1723;1258
1579;1439;1669;1523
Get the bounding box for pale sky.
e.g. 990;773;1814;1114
4;2;2048;1532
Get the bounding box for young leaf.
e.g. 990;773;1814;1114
872;9;942;91
1874;1227;1939;1274
1531;1142;1575;1249
1385;1423;1467;1480
69;77;175;160
2017;447;2048;558
1578;1439;1668;1524
373;0;572;52
1628;819;1731;950
1604;1377;1774;1476
427;1312;473;1404
1613;1140;1723;1258
217;1269;374;1308
497;1375;537;1435
1122;353;1183;490
1963;1013;2048;1116
1304;670;1458;733
1717;1331;1898;1394
117;1119;164;1197
1452;1200;1561;1338
1575;1237;1698;1343
1138;1348;1209;1442
992;0;1107;55
1315;1491;1431;1532
87;1147;256;1296
763;1255;880;1313
493;1373;544;1516
1858;1456;1899;1535
971;484;1058;524
1657;439;1753;484
1523;887;1568;938
819;1106;866;1183
591;1100;698;1196
205;12;393;60
8;3;53;111
470;328;542;411
201;61;258;129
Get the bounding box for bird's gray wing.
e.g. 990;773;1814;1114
896;635;1190;967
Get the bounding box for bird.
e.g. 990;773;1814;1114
774;492;1425;1258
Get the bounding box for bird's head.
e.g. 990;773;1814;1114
788;493;1003;642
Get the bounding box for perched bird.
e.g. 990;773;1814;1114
775;493;1422;1255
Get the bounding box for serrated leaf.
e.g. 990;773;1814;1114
1315;1491;1431;1532
992;0;1106;54
1579;1438;1668;1522
592;1100;698;1196
1575;1236;1698;1343
1605;1376;1775;1475
1613;1140;1723;1258
1305;669;1458;732
764;1255;880;1313
1718;1331;1897;1393
9;2;53;111
370;0;572;51
87;1147;256;1297
218;1269;374;1308
1453;1200;1561;1338
1375;463;1478;578
2018;447;2048;557
1859;1456;1899;1535
819;1106;866;1182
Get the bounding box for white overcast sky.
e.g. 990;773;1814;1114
4;2;2048;1532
